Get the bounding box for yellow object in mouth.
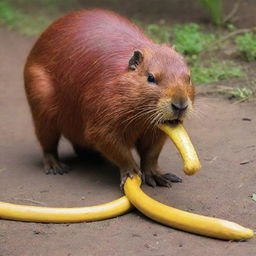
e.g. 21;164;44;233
159;122;201;175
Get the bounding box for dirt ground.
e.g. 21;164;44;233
0;20;256;256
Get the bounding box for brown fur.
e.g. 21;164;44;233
24;9;195;186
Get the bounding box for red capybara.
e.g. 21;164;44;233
24;9;195;188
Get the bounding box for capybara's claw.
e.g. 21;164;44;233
145;173;182;187
120;168;142;190
44;155;69;175
163;173;182;183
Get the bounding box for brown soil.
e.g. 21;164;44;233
0;22;256;256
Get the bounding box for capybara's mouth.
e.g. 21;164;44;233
163;119;181;125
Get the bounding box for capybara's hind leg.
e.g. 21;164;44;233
38;125;69;175
24;64;69;174
32;108;70;175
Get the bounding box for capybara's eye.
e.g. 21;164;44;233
147;73;157;84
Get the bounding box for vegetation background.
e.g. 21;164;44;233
0;0;256;100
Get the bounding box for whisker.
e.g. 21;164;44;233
141;111;156;134
121;108;157;128
144;110;161;135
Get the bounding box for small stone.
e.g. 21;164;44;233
240;160;250;165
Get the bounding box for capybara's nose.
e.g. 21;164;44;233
171;101;188;112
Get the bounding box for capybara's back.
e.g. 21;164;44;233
24;9;194;187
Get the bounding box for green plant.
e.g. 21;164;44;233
191;60;242;83
0;1;17;27
230;88;253;99
172;23;215;56
197;0;223;25
235;33;256;61
0;1;54;36
144;23;216;56
145;24;172;44
0;0;66;36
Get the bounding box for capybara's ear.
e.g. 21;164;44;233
128;50;143;71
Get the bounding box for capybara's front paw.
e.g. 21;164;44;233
145;172;182;188
120;167;142;190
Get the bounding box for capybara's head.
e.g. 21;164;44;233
122;45;194;127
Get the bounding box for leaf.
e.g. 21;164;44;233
252;194;256;202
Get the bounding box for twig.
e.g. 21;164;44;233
223;1;240;24
12;198;46;206
198;26;256;57
215;27;256;45
209;156;217;164
216;85;235;91
232;98;249;104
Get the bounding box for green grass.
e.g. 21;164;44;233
235;33;256;62
230;88;253;99
145;24;172;44
145;23;216;57
191;60;243;83
197;0;223;25
220;87;253;99
172;23;215;57
0;1;61;36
